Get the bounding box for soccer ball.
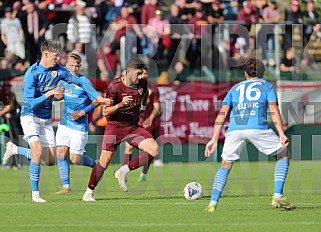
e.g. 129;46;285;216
183;182;204;200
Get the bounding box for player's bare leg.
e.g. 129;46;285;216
115;138;159;191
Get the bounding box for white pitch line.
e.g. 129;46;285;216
0;222;321;228
0;201;321;206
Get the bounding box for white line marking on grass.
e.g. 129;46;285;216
0;222;321;228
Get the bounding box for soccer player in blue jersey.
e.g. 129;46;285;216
3;39;111;203
204;58;295;212
54;52;105;194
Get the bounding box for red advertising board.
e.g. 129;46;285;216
158;81;234;144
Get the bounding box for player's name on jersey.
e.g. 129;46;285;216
235;102;260;110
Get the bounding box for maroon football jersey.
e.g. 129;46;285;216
105;77;148;125
138;82;161;131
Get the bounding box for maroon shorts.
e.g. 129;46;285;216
102;121;153;151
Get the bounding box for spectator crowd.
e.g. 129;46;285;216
0;0;320;83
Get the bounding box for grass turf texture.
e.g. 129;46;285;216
1;161;321;232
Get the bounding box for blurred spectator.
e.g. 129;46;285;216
4;91;23;169
223;0;238;20
123;0;148;24
176;0;199;23
0;29;5;57
93;0;110;36
302;0;319;45
66;0;92;47
110;6;143;63
38;0;75;24
259;0;280;66
236;1;259;31
72;41;88;72
13;57;28;72
284;0;303;51
207;0;224;26
1;7;25;59
145;9;171;64
1;58;10;69
96;41;120;80
37;0;59;24
206;0;224;44
187;7;210;69
172;60;190;84
20;1;48;64
166;3;193;65
12;0;23;19
234;36;248;59
253;0;268;19
141;0;160;25
280;47;297;72
213;39;230;70
104;0;118;27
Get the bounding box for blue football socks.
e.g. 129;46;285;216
81;154;96;168
29;161;40;191
57;158;70;187
274;158;289;196
210;167;230;203
18;147;32;160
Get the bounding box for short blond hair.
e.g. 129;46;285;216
67;52;82;64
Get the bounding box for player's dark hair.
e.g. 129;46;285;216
126;57;146;70
41;39;62;54
244;58;265;78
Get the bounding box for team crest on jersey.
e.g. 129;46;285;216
51;71;58;78
138;87;143;95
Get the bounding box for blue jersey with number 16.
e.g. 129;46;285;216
222;78;278;132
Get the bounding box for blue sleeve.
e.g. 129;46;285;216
61;70;98;100
23;71;48;110
266;83;278;104
83;103;97;114
78;76;99;100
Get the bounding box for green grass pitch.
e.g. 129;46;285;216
1;161;321;232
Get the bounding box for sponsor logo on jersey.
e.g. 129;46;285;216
51;71;58;78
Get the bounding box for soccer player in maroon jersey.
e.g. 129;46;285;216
82;57;159;201
121;67;162;182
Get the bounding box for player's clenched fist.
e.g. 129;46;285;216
121;95;133;107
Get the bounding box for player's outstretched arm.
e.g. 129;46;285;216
205;105;230;157
95;96;113;106
70;99;102;120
